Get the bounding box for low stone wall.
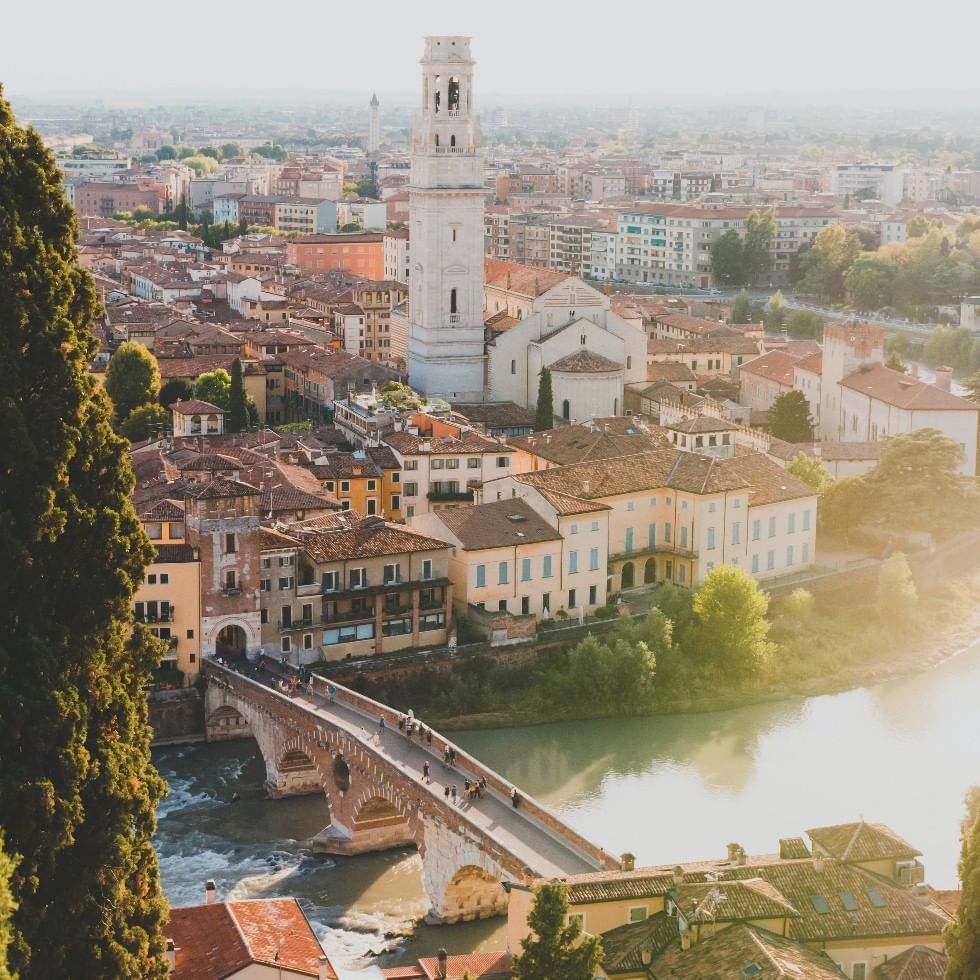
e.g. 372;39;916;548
149;688;205;744
464;604;538;645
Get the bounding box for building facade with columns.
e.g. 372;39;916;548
407;36;486;401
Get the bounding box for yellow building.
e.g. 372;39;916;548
506;822;950;980
135;499;201;684
312;446;403;521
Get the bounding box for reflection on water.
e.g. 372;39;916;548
155;635;980;969
455;637;980;887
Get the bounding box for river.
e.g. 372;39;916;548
154;634;980;969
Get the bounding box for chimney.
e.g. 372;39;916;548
672;865;684;887
621;852;636;872
166;938;176;972
934;365;953;392
436;948;448;979
910;363;919;379
727;842;745;865
205;879;217;904
813;855;825;874
318;955;330;980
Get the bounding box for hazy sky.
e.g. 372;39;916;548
4;0;980;103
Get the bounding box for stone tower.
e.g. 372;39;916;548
819;322;885;440
368;92;380;154
407;36;486;401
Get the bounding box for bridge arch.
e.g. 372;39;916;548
440;865;509;924
205;703;250;741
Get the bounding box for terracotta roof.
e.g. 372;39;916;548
549;349;623;374
654;311;737;336
168;899;326;980
435;498;562;551
535;488;611;516
140;498;185;521
739;350;800;387
795;351;823;375
926;888;961;917
415;951;512;979
262;484;339;514
257;527;302;550
301;517;448;563
509;421;668;467
177;452;241;472
648;362;698;384
874;945;947;980
451;401;536;430
807;822;922;863
153;544;197;563
648;923;846;979
183;478;262;500
666;415;734;434
384;429;509;456
169;399;225;415
721;453;817;506
839;363;977;411
783;339;823;357
600;911;680;974
484;258;569;296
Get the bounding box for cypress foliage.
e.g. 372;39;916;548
228;357;249;433
104;341;161;424
946;787;980;979
0;89;168;977
534;366;554;431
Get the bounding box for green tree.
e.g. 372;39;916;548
796;224;860;301
535;366;554;431
0;89;168;976
228;358;249;433
119;403;171;442
193;368;232;410
105;341;161;423
778;588;816;633
844;254;895;310
865;429;977;537
355;178;379;198
340;222;363;233
785;309;824;339
786;452;830;492
945;786;980;980
512;883;603;980
743;209;776;285
689;565;772;681
820;476;872;541
731;288;753;324
764;289;786;332
884;351;907;373
767;390;814;442
181;154;219;176
710;230;745;287
0;838;17;980
159;378;193;407
198;146;220;159
876;552;918;624
220;142;243;159
962;370;980;403
155;144;176;160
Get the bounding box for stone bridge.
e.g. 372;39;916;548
202;660;618;924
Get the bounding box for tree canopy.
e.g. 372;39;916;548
227;358;249;433
104;342;161;423
120;403;171;442
945;786;980;980
731;289;753;324
767;390;814;443
786;452;831;492
512;883;603;980
0;88;168;977
743;209;775;285
785;309;824;339
710;230;745;287
193;368;232;410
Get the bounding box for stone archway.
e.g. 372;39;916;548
644;557;657;584
206;704;249;741
621;561;635;589
440;865;508;924
346;795;415;853
216;624;246;658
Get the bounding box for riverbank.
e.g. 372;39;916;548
349;570;980;731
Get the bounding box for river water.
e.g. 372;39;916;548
154;634;980;969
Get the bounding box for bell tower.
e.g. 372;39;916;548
407;36;486;401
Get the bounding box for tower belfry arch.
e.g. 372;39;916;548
407;36;486;401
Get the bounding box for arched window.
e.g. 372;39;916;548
435;133;439;147
450;134;456;147
450;288;458;314
434;75;441;113
562;400;570;420
448;76;460;111
614;398;619;416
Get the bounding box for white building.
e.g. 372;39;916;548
384;229;411;283
406;35;487;401
57;153;131;182
830;163;905;206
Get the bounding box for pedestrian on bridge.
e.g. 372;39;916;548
444;785;450;800
511;786;520;809
328;685;336;702
422;761;430;783
451;785;457;804
378;716;386;735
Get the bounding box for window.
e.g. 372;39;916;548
752;519;760;541
664;522;672;543
145;522;162;540
498;561;509;585
648;523;656;547
592;520;600;532
384;563;400;584
803;509;811;531
768;516;776;538
467;457;480;469
542;592;551;613
404;459;418;470
476;564;486;588
147;574;157;585
422;558;433;579
511;359;516;374
278;576;294;590
350;567;368;589
542;555;553;578
279;556;294;567
589;548;599;571
767;550;775;571
570;524;578;535
521;596;530;615
496;456;509;468
568;551;578;574
787;545;794;566
224;570;237;591
627;501;635;512
445;458;459;469
707;527;716;550
787;512;796;534
431;459;444;470
497;599;508;612
391;471;400;483
261;578;271;592
625;527;633;553
751;553;759;574
802;542;810;563
568;588;576;609
732;522;741;545
281;636;291;653
628;906;648;924
262;556;272;569
521;557;532;581
390;493;401;511
708;501;717;513
366;498;377;515
852;965;867;980
322;570;339;592
187;629;194;639
324;623;374;645
404;482;418;497
303;633;313;650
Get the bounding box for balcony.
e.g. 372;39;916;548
296;581;323;597
427;489;474;503
168;636;179;649
446;313;462;326
419;595;445;611
895;860;925;886
382;603;414;617
222;586;242;596
277;618;315;632
322;606;375;625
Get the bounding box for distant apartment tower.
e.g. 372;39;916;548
406;35;486;400
830;163;905;206
368;92;380;154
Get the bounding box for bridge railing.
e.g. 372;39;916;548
294;663;619;873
